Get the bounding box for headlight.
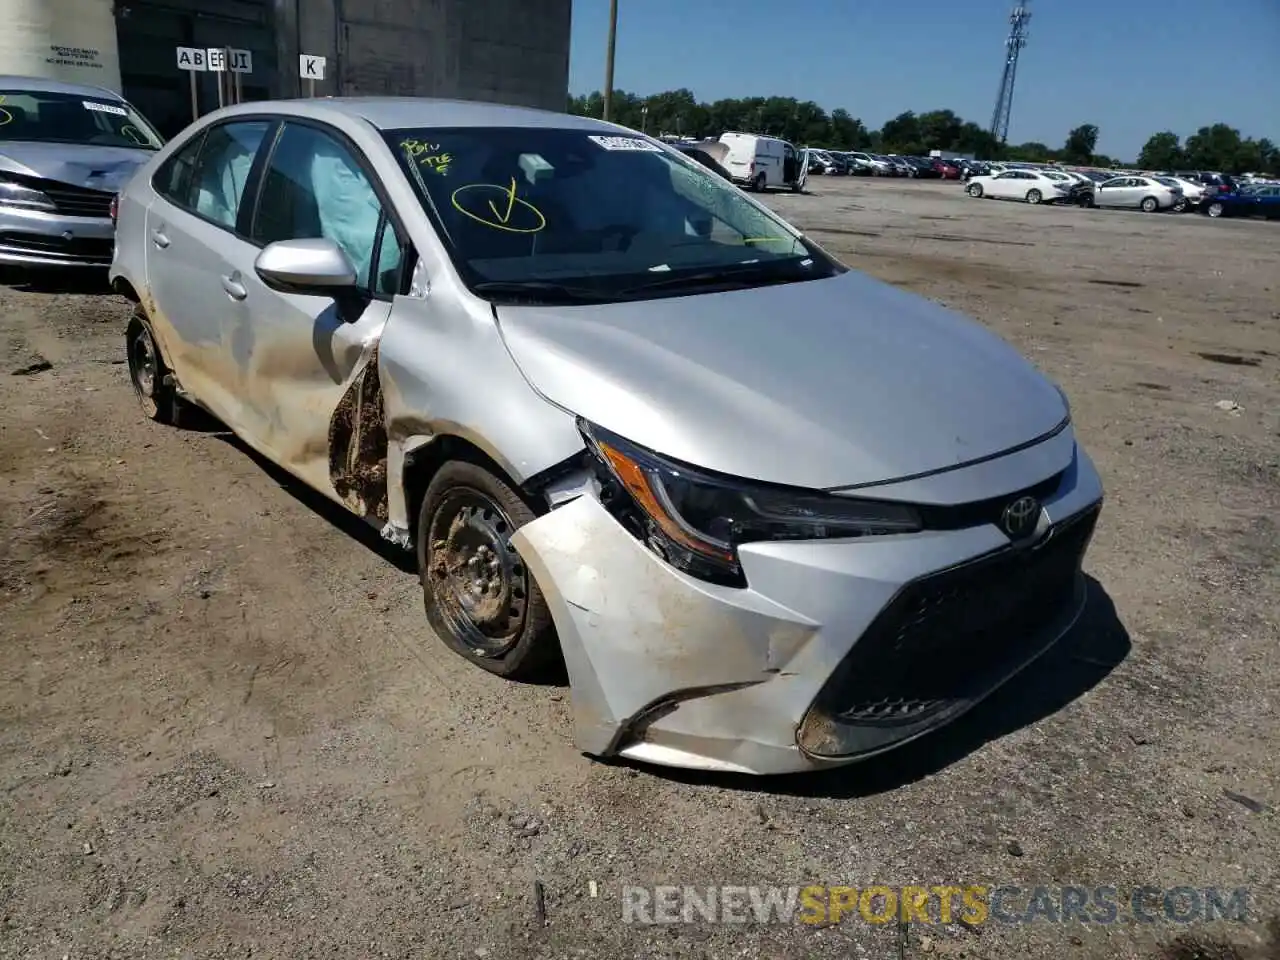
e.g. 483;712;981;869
0;178;57;212
581;420;921;586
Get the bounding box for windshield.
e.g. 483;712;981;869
0;90;162;149
385;126;838;303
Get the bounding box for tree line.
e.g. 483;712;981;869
567;89;1278;175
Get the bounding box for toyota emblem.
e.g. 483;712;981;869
1001;496;1041;540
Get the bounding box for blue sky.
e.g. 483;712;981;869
568;0;1279;161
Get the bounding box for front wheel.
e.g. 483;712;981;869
752;173;767;193
1206;201;1225;218
1140;196;1159;213
1026;189;1043;205
417;460;557;680
967;183;984;198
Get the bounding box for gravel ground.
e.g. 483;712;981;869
1;176;1277;960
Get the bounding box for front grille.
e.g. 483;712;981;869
808;505;1100;733
0;231;114;263
40;182;114;218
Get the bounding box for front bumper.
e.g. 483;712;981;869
512;440;1105;775
0;205;115;268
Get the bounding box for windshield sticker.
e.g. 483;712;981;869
400;138;452;175
83;100;128;116
587;135;661;152
451;179;546;234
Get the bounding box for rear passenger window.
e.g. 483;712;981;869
186;120;271;228
153;133;205;206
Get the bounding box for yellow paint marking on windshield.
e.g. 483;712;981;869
487;177;519;224
401;138;452;175
452;182;546;234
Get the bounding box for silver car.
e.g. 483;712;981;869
1;75;163;271
109;98;1104;776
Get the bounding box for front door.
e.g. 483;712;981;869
233;120;407;501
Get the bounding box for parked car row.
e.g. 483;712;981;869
806;149;963;180
958;160;1280;219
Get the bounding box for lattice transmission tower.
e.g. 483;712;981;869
989;3;1031;146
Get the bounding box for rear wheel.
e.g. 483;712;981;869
752;173;767;193
1140;196;1159;213
1026;189;1043;205
967;183;984;198
126;309;183;425
1207;201;1225;218
1173;197;1188;213
417;460;557;680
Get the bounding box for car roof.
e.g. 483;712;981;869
0;74;126;99
228;96;623;133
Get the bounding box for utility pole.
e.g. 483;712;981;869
989;2;1031;147
602;0;618;121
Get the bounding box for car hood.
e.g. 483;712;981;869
495;270;1068;490
0;141;153;191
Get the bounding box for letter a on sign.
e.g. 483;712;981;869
176;46;208;71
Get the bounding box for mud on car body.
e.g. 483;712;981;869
110;97;1104;775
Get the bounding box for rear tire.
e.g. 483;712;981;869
967;183;984;198
1173;197;1188;213
417;460;558;681
1141;196;1159;213
1206;201;1225;218
752;173;767;193
125;309;183;426
1026;189;1043;205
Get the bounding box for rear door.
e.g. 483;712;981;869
144;118;276;428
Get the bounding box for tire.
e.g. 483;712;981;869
967;183;984;198
125;309;183;425
1026;189;1042;205
417;460;557;681
791;179;804;193
1173;197;1187;213
1206;201;1225;218
752;173;767;193
1140;196;1159;213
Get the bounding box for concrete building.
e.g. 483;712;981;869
5;0;572;138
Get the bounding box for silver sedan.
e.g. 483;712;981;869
110;97;1104;775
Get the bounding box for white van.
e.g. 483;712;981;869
718;132;808;192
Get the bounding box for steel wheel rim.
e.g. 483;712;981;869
426;487;528;658
130;328;157;398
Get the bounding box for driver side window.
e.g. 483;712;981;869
252;122;400;292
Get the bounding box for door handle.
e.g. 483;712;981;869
220;274;247;300
150;229;170;249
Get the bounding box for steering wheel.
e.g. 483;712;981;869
583;224;639;252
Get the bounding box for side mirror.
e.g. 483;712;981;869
254;238;357;294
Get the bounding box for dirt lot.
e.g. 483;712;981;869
2;176;1277;960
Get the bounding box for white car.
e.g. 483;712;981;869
1092;176;1181;212
847;152;891;175
1153;176;1204;210
965;170;1074;205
